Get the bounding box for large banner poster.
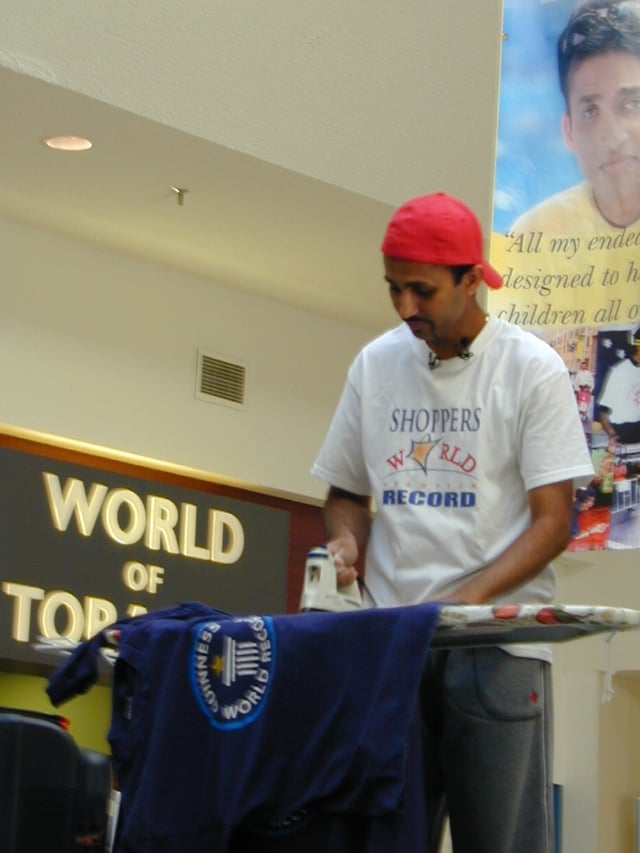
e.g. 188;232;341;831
489;0;640;551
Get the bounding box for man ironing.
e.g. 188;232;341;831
311;193;594;852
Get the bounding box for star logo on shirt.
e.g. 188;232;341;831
408;437;439;474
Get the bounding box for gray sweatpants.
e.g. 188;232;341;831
420;647;554;853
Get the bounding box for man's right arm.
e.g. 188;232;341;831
323;486;372;584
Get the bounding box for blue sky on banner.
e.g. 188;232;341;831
494;0;583;234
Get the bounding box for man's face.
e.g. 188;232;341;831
383;258;476;351
563;50;640;224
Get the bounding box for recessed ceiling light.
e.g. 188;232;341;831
43;136;93;152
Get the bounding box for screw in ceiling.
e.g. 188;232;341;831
171;186;189;206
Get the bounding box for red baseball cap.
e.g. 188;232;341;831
381;192;503;289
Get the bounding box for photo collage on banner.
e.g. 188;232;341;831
489;0;640;551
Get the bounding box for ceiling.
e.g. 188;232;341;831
0;1;505;333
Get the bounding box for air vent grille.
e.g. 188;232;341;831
196;350;246;409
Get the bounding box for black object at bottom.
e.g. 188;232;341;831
231;811;370;853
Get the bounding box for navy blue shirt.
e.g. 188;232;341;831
48;602;440;851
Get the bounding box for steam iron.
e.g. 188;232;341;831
299;545;363;612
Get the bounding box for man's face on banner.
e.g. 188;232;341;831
563;50;640;226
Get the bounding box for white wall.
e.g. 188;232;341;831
598;674;640;853
553;550;640;853
0;215;378;501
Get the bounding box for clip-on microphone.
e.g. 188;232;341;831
429;339;473;369
459;338;473;360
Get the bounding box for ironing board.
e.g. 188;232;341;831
32;603;640;661
37;603;640;853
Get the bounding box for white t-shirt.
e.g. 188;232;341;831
312;316;594;660
598;358;640;425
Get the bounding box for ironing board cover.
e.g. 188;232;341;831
432;604;640;647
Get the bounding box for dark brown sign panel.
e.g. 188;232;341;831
0;435;317;669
